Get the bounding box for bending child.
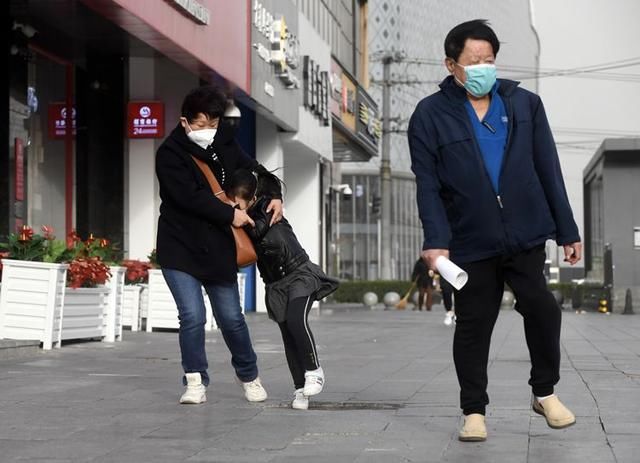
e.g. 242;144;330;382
227;169;339;410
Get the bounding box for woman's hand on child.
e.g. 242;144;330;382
266;199;284;226
233;208;255;228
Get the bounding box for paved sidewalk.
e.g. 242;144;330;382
1;305;639;462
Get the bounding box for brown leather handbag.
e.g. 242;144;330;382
191;155;257;267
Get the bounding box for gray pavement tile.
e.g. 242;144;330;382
260;408;394;434
0;424;81;441
352;379;425;401
91;438;206;463
268;456;359;463
0;436;129;462
608;435;640;463
355;448;433;463
187;447;277;463
442;434;529;463
602;419;640;435
396;405;459;417
526;438;616;463
403;390;459;406
273;432;372;460
0;309;637;462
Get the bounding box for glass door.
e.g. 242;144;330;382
25;45;74;237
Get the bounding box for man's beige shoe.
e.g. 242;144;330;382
532;395;576;429
458;413;487;442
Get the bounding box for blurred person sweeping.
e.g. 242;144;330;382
439;275;456;326
411;257;435;311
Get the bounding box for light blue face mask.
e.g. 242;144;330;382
454;63;497;97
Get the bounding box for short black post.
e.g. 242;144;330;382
623;288;634;315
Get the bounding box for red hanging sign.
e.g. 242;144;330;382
15;138;24;201
127;102;165;138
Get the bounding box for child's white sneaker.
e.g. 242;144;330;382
180;372;207;404
239;377;268;402
444;311;455;326
303;367;325;396
292;388;309;410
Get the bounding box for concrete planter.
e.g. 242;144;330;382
122;285;143;331
62;287;109;342
103;266;125;342
0;259;68;350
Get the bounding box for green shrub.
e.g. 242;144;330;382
547;282;575;300
333;280;415;303
334;280;603;306
544;281;606;310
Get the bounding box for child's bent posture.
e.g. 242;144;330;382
228;169;339;410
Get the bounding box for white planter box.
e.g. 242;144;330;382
237;273;246;310
62;287;108;342
139;284;149;319
146;269;219;332
103;266;125;342
122;285;143;331
0;259;68;350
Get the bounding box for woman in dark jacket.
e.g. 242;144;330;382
226;169;339;411
155;85;283;405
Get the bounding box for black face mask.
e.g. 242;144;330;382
213;117;241;146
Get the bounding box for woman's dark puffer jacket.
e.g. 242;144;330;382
155;124;280;283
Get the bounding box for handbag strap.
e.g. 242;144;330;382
190;155;232;205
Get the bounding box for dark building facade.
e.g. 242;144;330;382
584;138;640;312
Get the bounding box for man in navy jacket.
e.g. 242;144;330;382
409;20;581;442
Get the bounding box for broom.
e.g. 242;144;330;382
396;279;417;310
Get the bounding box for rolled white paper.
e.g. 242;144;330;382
435;255;468;290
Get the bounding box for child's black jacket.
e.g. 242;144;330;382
246;197;308;284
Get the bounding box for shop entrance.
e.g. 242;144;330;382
8;0;126;244
7;42;75;237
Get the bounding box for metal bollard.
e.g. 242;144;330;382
623;288;634;315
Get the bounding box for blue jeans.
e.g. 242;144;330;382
162;268;258;386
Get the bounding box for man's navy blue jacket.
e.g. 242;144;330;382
408;76;580;263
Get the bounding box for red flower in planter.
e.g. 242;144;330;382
66;229;82;249
1;225;71;264
65;231;120;264
121;259;152;285
41;225;54;240
67;257;111;289
18;225;34;243
85;233;96;246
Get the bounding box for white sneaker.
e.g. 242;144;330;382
180;372;207;404
303;367;325;396
292;388;309;410
240;377;268;402
444;311;455;326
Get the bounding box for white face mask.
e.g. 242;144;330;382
186;128;217;150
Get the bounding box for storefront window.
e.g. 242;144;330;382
25;51;70;235
8;42;73;236
334;174;422;281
